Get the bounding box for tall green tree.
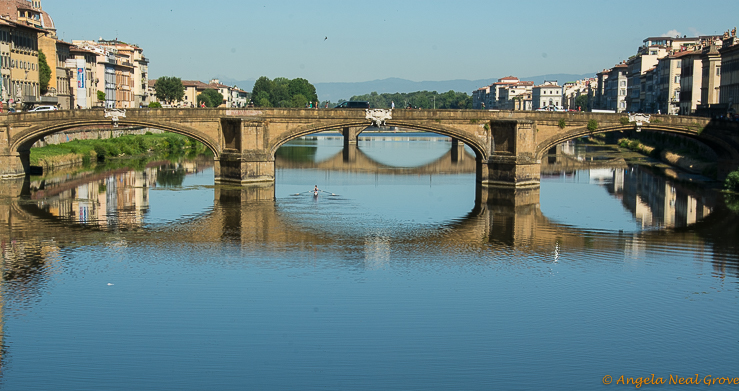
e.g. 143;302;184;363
251;76;273;106
197;89;224;107
154;76;185;104
288;78;318;104
38;49;52;95
251;76;319;108
575;94;588;110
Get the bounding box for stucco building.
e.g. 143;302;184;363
719;29;739;115
532;81;562;110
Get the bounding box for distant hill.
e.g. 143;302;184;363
216;74;595;102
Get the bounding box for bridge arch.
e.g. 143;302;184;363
535;124;739;162
268;120;489;161
10;116;221;158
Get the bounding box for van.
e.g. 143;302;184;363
335;101;370;108
28;105;58;112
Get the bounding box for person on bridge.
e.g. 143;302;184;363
391;101;395;109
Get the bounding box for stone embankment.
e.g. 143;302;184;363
32;126;163;148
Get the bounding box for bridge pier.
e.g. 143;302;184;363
214;118;275;184
0;151;30;179
479;120;541;188
451;138;465;163
342;127;362;147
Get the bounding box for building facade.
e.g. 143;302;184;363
719;30;739;115
532;81;562;110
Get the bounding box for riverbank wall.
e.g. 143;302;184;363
619;129;719;177
32;126;164;148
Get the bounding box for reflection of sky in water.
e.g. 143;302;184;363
359;133;452;167
276;169;476;238
145;167;215;226
540;169;640;232
293;132;458;168
276;133;476;236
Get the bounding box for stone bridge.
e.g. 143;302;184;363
2;108;737;186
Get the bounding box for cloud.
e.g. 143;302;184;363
662;29;681;37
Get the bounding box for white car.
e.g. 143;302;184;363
28;105;58;112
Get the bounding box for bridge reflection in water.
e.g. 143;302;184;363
1;141;738;371
0;144;733;267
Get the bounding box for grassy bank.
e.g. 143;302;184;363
30;132;212;168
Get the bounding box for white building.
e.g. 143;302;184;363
532;81;562;110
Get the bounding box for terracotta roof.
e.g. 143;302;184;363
182;80;217;90
670;49;700;58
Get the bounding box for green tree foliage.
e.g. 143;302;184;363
350;90;472;109
197;89;224;107
97;90;106;102
251;76;319;108
574;94;588;110
38;49;52;94
725;170;739;192
148;102;162;108
154;76;185;104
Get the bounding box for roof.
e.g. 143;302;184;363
670;49;700;58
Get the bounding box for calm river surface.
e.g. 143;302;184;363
1;133;737;390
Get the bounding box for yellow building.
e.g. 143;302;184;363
0;17;42;109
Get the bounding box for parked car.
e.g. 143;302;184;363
335;101;370;109
28;105;58;112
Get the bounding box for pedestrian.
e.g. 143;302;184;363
391;101;395;109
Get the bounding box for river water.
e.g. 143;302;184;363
0;133;737;390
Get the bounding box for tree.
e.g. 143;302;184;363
154;76;185;104
575;94;588;110
198;89;224;107
251;77;273;105
288;78;318;104
97;90;106;102
38;49;52;95
251;76;319;108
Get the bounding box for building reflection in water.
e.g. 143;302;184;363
27;160;211;229
541;140;713;230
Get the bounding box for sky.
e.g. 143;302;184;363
44;0;737;84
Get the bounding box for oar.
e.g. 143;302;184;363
320;190;339;196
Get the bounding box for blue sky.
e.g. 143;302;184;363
45;0;736;83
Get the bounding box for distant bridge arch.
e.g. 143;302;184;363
268;120;489;161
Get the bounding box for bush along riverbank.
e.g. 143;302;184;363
30;132;212;170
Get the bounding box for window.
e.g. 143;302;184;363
620;81;626;87
676;60;681;68
716;67;721;76
674;76;680;84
